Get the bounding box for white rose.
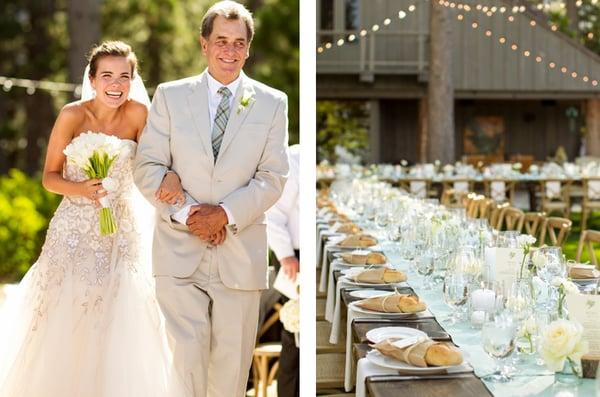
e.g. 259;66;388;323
531;250;547;269
539;320;586;371
517;234;536;249
102;177;119;193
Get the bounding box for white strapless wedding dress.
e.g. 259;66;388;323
0;135;187;396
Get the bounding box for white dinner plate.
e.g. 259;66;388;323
348;301;423;317
349;289;394;299
366;350;465;374
365;326;427;344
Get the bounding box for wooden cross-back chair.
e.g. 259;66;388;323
495;206;525;232
576;229;600;267
523;212;547;245
252;302;283;397
581;177;600;231
539;179;572;217
539;217;572;248
488;202;510;230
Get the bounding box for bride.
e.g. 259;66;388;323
0;41;188;396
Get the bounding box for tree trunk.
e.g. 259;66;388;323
427;1;454;164
566;0;578;35
23;1;59;175
67;0;102;86
586;99;600;156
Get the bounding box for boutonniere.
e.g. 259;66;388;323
237;89;255;114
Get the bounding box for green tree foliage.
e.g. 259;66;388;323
316;100;369;163
248;0;299;143
0;169;61;282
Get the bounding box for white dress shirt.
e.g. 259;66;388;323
171;71;241;225
266;144;299;259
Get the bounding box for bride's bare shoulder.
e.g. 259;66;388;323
58;100;90;122
53;100;89;131
124;99;148;125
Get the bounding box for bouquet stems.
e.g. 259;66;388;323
99;207;117;236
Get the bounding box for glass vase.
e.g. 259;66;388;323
555;358;583;386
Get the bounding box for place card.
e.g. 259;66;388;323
566;293;600;358
485;247;523;285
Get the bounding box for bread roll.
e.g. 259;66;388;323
340;234;377;247
366;252;387;264
340;252;367;265
337;223;361;234
382;268;407;283
356;293;426;313
371;338;463;367
424;343;463;366
340;251;386;265
354;268;406;284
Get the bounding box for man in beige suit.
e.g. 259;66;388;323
133;2;289;396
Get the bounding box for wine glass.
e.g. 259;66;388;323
481;311;517;382
416;253;435;290
442;273;469;324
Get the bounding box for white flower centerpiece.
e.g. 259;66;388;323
63;132;123;235
539;319;588;383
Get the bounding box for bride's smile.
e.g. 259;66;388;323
90;56;132;108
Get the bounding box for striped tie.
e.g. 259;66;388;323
211;86;232;159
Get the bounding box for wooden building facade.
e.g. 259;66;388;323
317;0;600;163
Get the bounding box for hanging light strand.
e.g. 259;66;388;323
445;5;600;88
317;1;422;54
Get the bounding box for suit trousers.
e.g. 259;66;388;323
155;246;261;397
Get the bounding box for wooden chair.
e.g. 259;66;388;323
495;206;525;232
466;194;485;218
576;229;600;267
399;178;432;199
441;189;469;208
581;177;600;231
488;202;510;230
252;302;283;397
476;197;495;219
523;212;547;245
539;179;572;217
483;178;515;205
539;217;572;248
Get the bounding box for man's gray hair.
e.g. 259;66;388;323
201;1;255;43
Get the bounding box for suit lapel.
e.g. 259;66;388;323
216;72;256;164
187;72;214;162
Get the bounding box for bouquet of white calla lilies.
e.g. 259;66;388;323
63;132;122;235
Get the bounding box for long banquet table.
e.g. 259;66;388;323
317;220;597;397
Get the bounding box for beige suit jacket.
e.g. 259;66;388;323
134;70;289;290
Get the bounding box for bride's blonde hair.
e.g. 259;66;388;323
87;41;138;77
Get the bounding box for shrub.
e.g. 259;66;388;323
0;169;61;282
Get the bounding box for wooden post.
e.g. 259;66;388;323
369;99;381;163
427;1;455;164
418;97;428;162
586;99;600;156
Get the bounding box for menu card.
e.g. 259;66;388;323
566;293;600;358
